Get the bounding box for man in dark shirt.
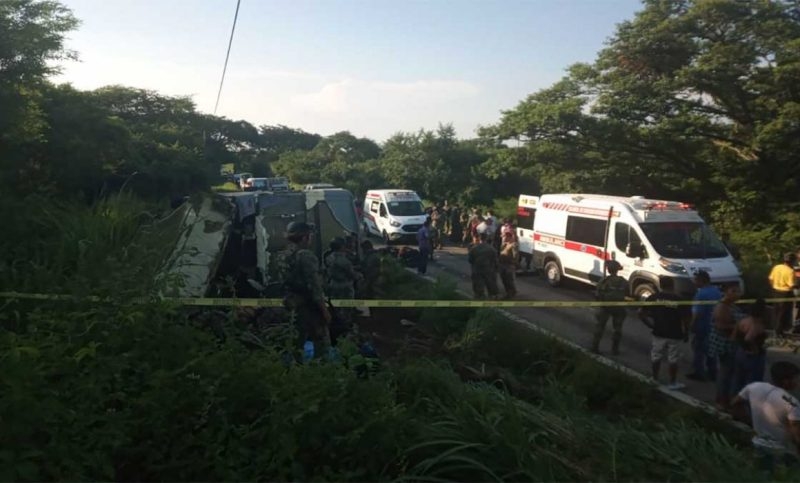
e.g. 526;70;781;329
639;291;691;390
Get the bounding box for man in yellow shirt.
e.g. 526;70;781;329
769;252;798;336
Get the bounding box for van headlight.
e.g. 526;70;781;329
659;258;688;274
390;220;402;227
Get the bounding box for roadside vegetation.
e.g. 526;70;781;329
2;0;800;480
3;233;796;480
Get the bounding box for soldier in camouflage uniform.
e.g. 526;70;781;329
592;260;628;355
468;233;499;299
358;240;381;299
325;237;361;328
275;221;332;355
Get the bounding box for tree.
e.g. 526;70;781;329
483;0;800;252
271;131;382;196
380;124;489;203
0;0;78;190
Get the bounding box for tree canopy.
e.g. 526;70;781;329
1;0;798;257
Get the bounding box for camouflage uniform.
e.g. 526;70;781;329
432;209;445;248
498;240;519;298
325;251;360;326
276;242;330;353
358;248;381;299
468;242;499;299
592;270;628;354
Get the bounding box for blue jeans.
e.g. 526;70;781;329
734;349;766;394
417;247;430;274
692;333;717;379
716;351;736;404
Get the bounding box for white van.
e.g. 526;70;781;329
362;190;427;244
531;194;742;298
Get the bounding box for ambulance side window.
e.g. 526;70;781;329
615;222;643;256
565;216;606;246
370;201;380;213
379;204;388;218
516;207;535;230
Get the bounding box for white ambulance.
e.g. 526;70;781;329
530;194;742;298
362;190;427;244
515;194;539;270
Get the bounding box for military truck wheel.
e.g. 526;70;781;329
544;259;562;287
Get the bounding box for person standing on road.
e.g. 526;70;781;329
433;206;445;249
441;201;451;238
500;218;516;241
449;205;462;243
459;210;470;246
638;290;690;390
687;270;722;382
591;260;628;355
769;252;797;337
731;361;800;474
732;298;769;394
358;240;381;299
498;231;519;299
709;284;743;409
325;237;361;334
276;221;332;356
468;233;499;299
416;218;433;275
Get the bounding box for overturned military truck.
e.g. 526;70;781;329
161;189;361;298
214;188;362;297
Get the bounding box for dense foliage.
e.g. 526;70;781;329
1;250;789;481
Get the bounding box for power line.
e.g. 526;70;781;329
213;0;242;115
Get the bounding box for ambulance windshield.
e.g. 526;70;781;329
387;200;424;216
640;222;729;259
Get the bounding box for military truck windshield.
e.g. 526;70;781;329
387;200;424;216
640;222;729;259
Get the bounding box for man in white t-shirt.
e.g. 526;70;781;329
732;361;800;473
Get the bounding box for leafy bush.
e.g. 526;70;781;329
0;192;173;297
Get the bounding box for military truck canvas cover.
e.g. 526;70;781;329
304;188;360;236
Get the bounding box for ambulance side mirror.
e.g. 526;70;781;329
626;242;645;259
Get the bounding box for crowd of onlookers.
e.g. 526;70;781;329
414;209;800;471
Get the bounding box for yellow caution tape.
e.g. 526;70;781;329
0;291;796;308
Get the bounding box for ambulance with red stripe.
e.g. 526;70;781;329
524;194;742;298
362;190;427;244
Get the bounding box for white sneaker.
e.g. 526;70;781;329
666;382;686;391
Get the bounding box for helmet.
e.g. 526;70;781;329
605;260;622;272
286;221;314;236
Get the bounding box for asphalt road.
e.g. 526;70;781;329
379;239;800;405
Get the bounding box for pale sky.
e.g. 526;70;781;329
54;0;642;140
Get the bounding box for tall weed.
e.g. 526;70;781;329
0;193;176;297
